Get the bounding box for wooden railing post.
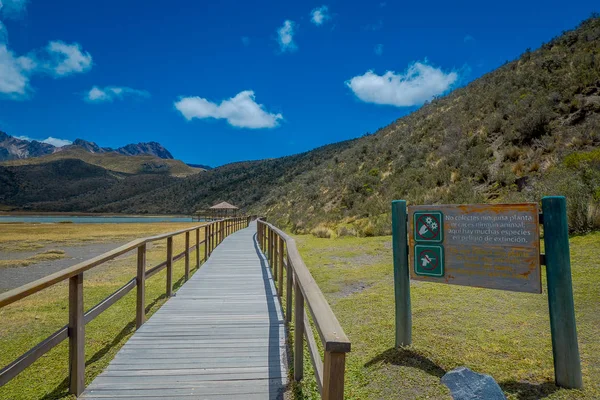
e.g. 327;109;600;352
259;223;263;249
294;276;304;381
323;351;346;400
209;224;213;255
136;244;146;329
196;228;200;268
273;234;278;282
257;222;261;245
68;273;85;396
204;225;209;261
166;237;173;297
185;231;190;281
278;236;284;297
269;229;273;263
286;254;293;323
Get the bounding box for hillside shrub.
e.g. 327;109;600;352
336;225;357;237
311;226;334;239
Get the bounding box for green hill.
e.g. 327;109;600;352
0;159;179;212
1;147;201;177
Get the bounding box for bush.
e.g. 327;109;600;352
311;226;334;238
336;225;357;237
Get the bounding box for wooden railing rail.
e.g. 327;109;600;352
257;219;351;400
0;215;254;395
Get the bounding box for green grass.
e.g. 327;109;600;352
290;233;600;399
0;223;205;400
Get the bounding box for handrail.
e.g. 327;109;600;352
0;215;254;395
256;218;350;400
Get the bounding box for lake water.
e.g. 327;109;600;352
0;215;197;224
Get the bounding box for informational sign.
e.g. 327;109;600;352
408;203;541;293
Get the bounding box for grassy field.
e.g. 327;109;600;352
291;232;600;399
2;222;598;399
0;222;205;400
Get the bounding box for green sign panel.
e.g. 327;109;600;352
413;211;443;243
414;245;444;277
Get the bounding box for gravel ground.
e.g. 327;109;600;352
0;242;125;293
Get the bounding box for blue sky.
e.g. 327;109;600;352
0;0;597;166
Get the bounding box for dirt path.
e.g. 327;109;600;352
0;242;125;293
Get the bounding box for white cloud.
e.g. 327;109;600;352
0;37;92;98
311;5;330;26
84;86;150;103
15;135;72;147
241;36;250;46
277;20;296;52
43;41;92;76
174;90;283;129
346;62;458;107
42;136;72;147
0;44;34;98
374;44;383;56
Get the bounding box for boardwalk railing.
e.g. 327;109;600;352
257;219;351;400
0;216;252;396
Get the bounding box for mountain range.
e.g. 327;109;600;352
1;17;599;234
0;133;174;161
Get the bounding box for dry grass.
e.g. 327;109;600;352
0;249;66;268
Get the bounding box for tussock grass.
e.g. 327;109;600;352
290;233;600;399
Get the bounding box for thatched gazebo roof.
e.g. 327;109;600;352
209;201;239;210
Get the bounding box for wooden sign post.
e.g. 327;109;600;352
392;197;582;389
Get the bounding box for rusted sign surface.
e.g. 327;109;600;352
408;203;541;293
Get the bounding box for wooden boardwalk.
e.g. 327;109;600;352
82;222;288;399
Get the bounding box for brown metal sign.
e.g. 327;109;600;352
408;203;541;293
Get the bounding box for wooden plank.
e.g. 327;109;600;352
322;351;345;400
166;237;173;297
195;228;200;268
69;273;85;396
294;276;304;381
136;245;146;329
304;311;323;393
0;326;68;386
278;237;284;297
184;232;190;281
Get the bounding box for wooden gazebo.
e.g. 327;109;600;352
194;201;239;221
